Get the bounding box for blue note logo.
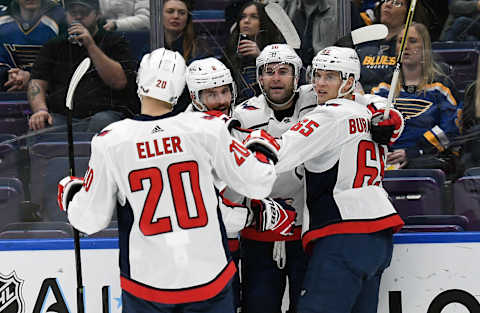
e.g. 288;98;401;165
0;271;25;313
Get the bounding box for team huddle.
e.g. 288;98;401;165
57;44;406;313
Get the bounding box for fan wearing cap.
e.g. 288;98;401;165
28;0;139;133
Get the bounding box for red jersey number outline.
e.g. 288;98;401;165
129;161;208;236
290;119;319;137
353;140;386;188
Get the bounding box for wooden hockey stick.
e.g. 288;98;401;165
65;57;90;313
384;0;418;118
265;3;301;49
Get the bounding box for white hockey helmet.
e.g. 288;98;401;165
137;48;186;106
256;44;303;107
311;46;361;98
186;57;237;113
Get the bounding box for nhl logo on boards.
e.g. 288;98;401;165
0;271;25;313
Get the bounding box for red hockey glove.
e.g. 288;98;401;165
243;129;280;164
57;176;84;212
370;108;404;145
248;198;296;236
204;110;241;132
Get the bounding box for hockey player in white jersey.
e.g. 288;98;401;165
231;44;315;313
57;48;287;313
266;46;405;313
185;57;237;116
185;56;298;312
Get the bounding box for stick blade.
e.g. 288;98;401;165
265;3;301;49
66;58;91;110
351;24;388;45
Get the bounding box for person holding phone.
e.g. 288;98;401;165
27;0;139;133
223;1;285;104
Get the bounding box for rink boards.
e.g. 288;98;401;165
1;233;480;313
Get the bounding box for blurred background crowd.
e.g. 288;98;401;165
1;0;480;237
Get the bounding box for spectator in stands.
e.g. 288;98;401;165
282;0;338;67
224;1;284;103
27;0;139;133
440;0;480;42
0;0;65;92
162;0;209;64
372;23;461;172
101;0;149;32
355;0;431;93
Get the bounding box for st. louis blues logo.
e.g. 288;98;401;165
0;271;25;313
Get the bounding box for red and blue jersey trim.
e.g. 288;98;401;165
120;260;236;304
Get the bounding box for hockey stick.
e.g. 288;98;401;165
384;0;418;119
351;24;389;45
265;3;301;49
66;57;90;313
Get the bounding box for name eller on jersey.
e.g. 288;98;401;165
136;136;183;159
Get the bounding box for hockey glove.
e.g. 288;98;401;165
248;198;296;236
370;108;404;145
243;129;280;164
204;110;241;132
57;176;84;212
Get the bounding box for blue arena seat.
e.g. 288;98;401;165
382;176;443;219
433;48;479;98
464;167;480;176
0;221;73;238
0;134;20;178
385;169;446;186
453;176;480;230
0;178;25;232
399;224;464;232
0;92;30;136
42;156;90;221
29;141;91;221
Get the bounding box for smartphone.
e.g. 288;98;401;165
237;33;248;53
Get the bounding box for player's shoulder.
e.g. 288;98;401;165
233;95;270;127
296;84;318;116
317;98;368;118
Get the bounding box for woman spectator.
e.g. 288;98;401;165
356;0;429;93
372;23;461;173
223;1;284;104
101;0;149;31
162;0;209;64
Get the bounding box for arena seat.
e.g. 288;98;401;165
432;48;479;98
42;156;90;221
29;141;91;221
464;167;480;176
399;224;464;232
453;176;480;230
0;178;25;232
0;92;30;136
0;134;21;178
385;169;446;186
0;221;73;238
382;176;443;219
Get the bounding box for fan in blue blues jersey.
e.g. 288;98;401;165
372;22;461;171
0;0;65;91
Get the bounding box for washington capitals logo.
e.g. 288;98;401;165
0;271;25;313
241;103;259;111
97;129;111;137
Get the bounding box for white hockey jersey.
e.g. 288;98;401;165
231;84;318;241
67;111;276;304
275;98;404;251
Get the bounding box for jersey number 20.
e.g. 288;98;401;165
129;161;208;236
